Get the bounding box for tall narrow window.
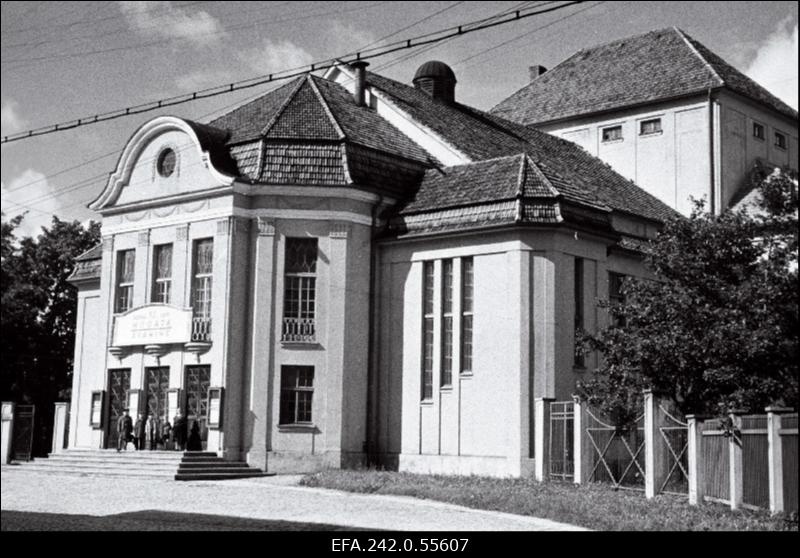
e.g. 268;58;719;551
775;131;787;150
753;122;765;140
151;244;173;304
279;366;314;425
191;239;213;341
115;249;135;313
609;272;626;328
441;259;453;387
461;257;473;375
282;238;317;342
574;258;585;368
421;261;434;400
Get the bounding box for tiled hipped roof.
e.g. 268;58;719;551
490;27;799;125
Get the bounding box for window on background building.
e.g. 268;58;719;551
151;244;173;304
601;125;623;142
460;257;473;375
282;238;317;342
191;239;213;341
639;118;662;135
422;261;434;400
279;366;314;425
115;249;135;313
574;257;585;368
609;271;627;327
775;131;787;150
753;122;765;140
441;259;453;387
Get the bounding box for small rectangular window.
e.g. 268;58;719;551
775;131;787;149
574;257;584;368
421;261;434;400
640;118;662;135
115;249;135;313
753;122;765;140
601;125;623;142
279;366;314;425
460;257;473;375
151;244;173;304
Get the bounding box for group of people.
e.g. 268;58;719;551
116;409;202;452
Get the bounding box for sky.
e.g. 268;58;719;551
1;1;798;238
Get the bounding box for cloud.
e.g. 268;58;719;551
744;18;799;110
1;99;25;136
175;69;235;92
239;39;315;76
0;169;94;239
119;1;223;46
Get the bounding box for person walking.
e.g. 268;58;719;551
134;414;146;450
146;415;159;450
116;409;133;452
173;411;187;451
161;419;172;450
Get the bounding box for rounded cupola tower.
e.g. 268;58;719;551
412;61;457;104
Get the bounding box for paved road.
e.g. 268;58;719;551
1;467;584;531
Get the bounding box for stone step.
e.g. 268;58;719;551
178;461;250;469
176;467;257;475
174;471;272;481
57;451;196;460
14;464;176;477
29;459;180;471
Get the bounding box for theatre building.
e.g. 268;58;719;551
66;60;676;476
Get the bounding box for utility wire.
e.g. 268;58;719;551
2;1;583;144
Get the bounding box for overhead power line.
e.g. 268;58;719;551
2;1;583;145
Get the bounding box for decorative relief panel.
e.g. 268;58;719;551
138;231;150;246
216;218;231;236
176;225;189;241
329;222;349;239
257;217;276;236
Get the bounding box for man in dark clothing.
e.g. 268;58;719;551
117;409;133;452
173;412;187;451
134;414;146;450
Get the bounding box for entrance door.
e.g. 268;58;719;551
145;367;170;422
184;365;210;450
106;368;131;449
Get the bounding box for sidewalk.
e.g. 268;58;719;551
1;467;586;531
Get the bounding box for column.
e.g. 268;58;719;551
326;222;348;462
1;402;14;464
644;389;666;499
247;217;276;470
133;230;150;307
572;395;591;485
687;414;705;505
173;225;189;308
52;402;70;454
534;397;555;481
766;406;791;514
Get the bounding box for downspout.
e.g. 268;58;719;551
365;194;383;465
707;88;716;215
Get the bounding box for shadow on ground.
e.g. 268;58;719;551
1;510;375;531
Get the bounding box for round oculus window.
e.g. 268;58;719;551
157;148;176;177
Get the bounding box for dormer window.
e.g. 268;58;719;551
602;125;623;142
157;148;176;177
775;131;787;150
639;118;662;136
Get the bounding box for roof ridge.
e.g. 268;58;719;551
259;76;311;137
523;154;560;197
673;27;723;86
207;77;301;129
307;75;346;139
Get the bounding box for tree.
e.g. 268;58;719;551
578;166;798;424
1;213;101;456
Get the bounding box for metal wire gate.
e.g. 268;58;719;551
586;407;646;490
11;404;35;461
549;401;574;481
658;403;689;495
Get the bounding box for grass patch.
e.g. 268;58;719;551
300;469;797;531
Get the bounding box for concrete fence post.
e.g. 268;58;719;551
644;389;666;499
534;397;555;482
52;402;70;454
687;414;705;506
766;406;791;514
572;395;591;485
729;410;745;510
1;402;15;464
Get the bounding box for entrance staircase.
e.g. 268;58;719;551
12;449;272;481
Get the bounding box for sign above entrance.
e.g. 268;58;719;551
113;304;192;346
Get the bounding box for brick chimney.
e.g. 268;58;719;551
529;65;547;81
351;60;369;107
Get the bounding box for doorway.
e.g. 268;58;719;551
184;365;210;450
105;368;131;449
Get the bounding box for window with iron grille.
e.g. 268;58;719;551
775;131;787;149
191;239;213;341
441;259;453;387
609;271;627;327
753;122;765;140
639;118;662;135
115;249;135;313
422;261;434;400
461;257;473;375
574;257;585;368
601;125;623;142
279;366;314;424
282;238;317;342
151;244;173;304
